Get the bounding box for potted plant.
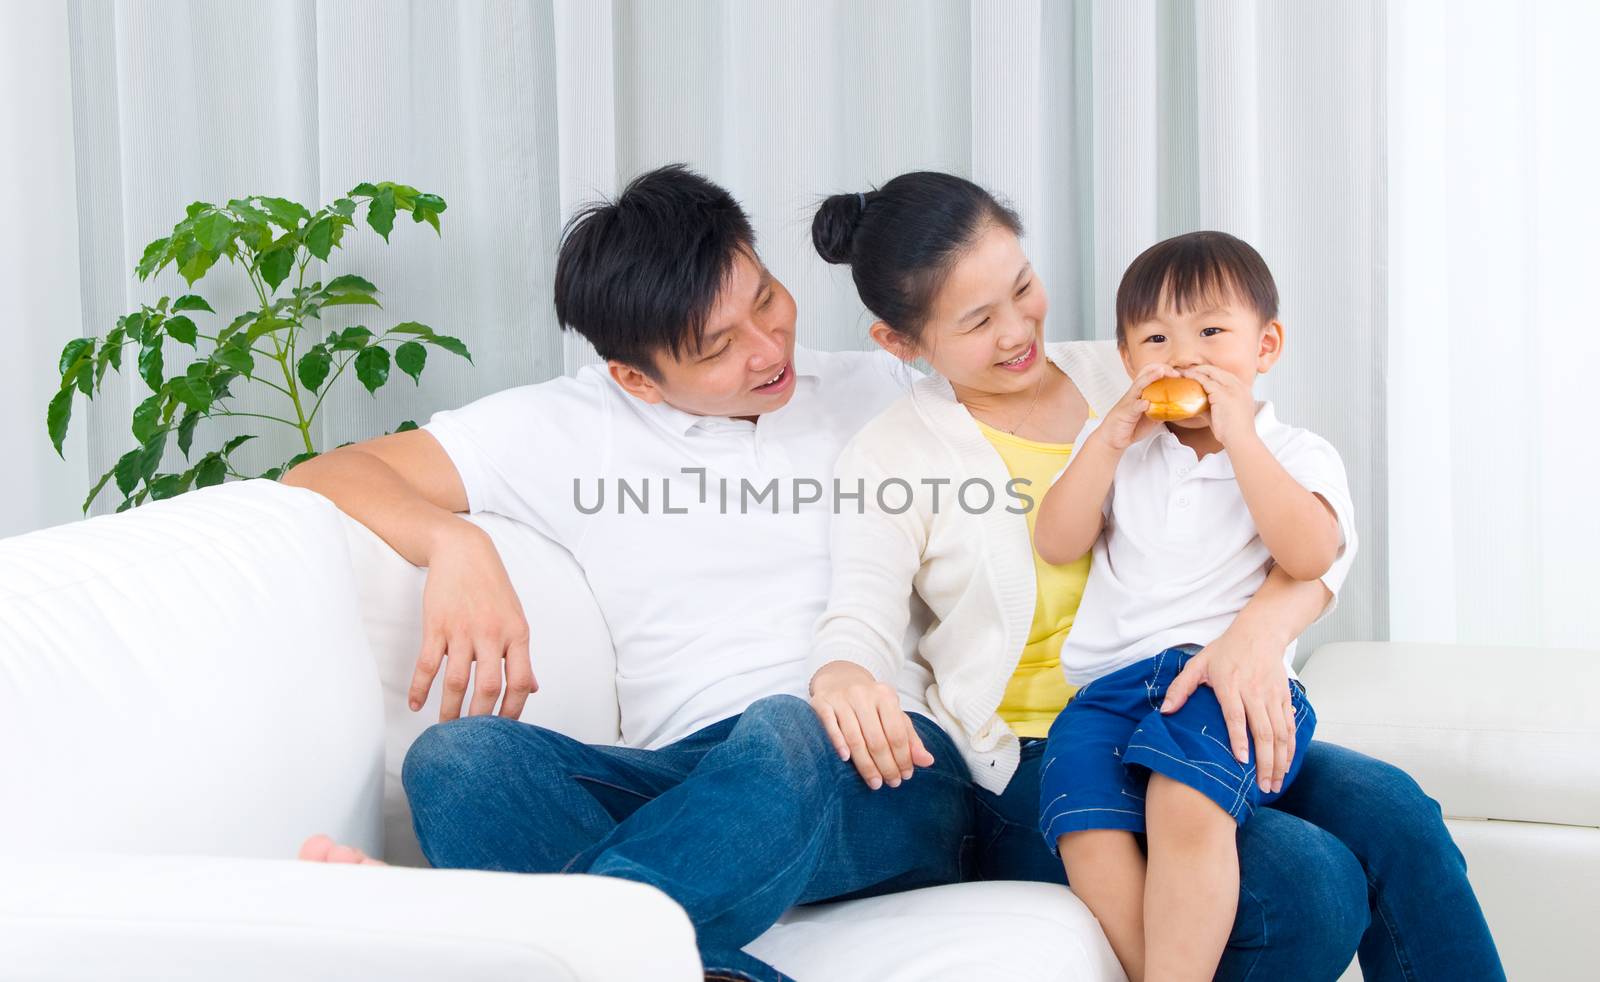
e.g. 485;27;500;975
46;181;471;513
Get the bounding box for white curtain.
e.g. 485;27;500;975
5;0;1591;650
1387;0;1600;650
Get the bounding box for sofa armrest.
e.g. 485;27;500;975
1299;641;1600;826
0;852;699;981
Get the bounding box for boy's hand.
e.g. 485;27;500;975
1181;365;1259;450
809;660;933;790
1100;363;1182;451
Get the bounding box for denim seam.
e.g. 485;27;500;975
1368;873;1417;981
1233;877;1270;982
1126;743;1254;820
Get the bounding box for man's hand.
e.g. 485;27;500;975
808;660;933;790
408;522;537;721
1160;630;1296;794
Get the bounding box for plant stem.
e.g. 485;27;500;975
211;409;300;426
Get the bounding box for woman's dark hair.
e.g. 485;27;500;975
812;172;1022;340
1115;231;1279;347
555;163;756;375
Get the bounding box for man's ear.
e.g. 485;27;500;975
608;360;665;404
1256;320;1285;373
868;321;918;363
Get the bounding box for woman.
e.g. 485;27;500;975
804;172;1502;982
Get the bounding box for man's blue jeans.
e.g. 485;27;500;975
972;737;1506;981
402;694;972;982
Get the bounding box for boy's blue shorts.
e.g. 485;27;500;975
1038;645;1316;852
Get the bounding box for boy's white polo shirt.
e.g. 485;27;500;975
422;345;931;750
1058;401;1358;685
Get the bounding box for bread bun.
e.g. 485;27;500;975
1141;376;1209;421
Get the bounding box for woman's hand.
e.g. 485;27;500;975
809;660;933;790
1098;363;1181;451
1160;629;1296;793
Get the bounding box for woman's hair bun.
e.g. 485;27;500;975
811;191;869;265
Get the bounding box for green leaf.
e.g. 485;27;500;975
172;373;212;411
257;246;294;292
305;217;334;260
137;429;168;483
256;196;310;231
138;340;164;390
124;310;148;343
193;211;235;252
260;466;285;481
72;359;94;396
212;339;254;377
320;293;380;308
388;321;433;336
58;337;93;378
324;273;378;294
179;245;219;285
95;327;123;386
177;409;200;458
194;453;226;488
172;294;214;313
414;192;447;214
296;344;332;391
366;187;396;241
112;447;142;496
354;344;390;393
146;473;180;500
222;434;256;456
136;237;171;279
245;313;289;344
329;326;373;351
132;393;163;444
332;197;357;217
394;419;418;433
349;182;378;197
425;333;473;363
81;466;115;513
166;314;198;346
283;450;318;471
218;310;254;344
47;388;73;456
395;341;426;383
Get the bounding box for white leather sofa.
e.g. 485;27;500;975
0;479;1594;980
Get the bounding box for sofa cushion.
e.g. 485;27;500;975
0;480;384;858
1300;641;1600;827
749;881;1125;982
340;510;619;865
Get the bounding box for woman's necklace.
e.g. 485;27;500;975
1001;369;1047;435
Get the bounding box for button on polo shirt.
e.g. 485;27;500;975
1055;401;1358;686
423;346;928;749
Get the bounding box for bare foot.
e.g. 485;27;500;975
297;833;387;866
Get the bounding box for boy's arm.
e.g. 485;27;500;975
1033;428;1118;565
1228;438;1342;581
1036;362;1182;565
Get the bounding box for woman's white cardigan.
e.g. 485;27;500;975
807;340;1130;794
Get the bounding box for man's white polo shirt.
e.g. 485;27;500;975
423;345;930;749
1058;401;1358;685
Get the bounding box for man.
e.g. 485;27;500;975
289;165;969;982
290;165;1362;981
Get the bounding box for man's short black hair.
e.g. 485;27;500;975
1115;230;1279;347
554;164;757;375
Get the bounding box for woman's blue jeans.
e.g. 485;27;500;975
972;737;1506;981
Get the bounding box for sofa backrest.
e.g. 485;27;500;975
340;505;619;865
0;480;385;859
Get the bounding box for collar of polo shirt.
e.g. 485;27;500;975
640;345;825;436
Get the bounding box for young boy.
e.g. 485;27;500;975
1032;230;1358;982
